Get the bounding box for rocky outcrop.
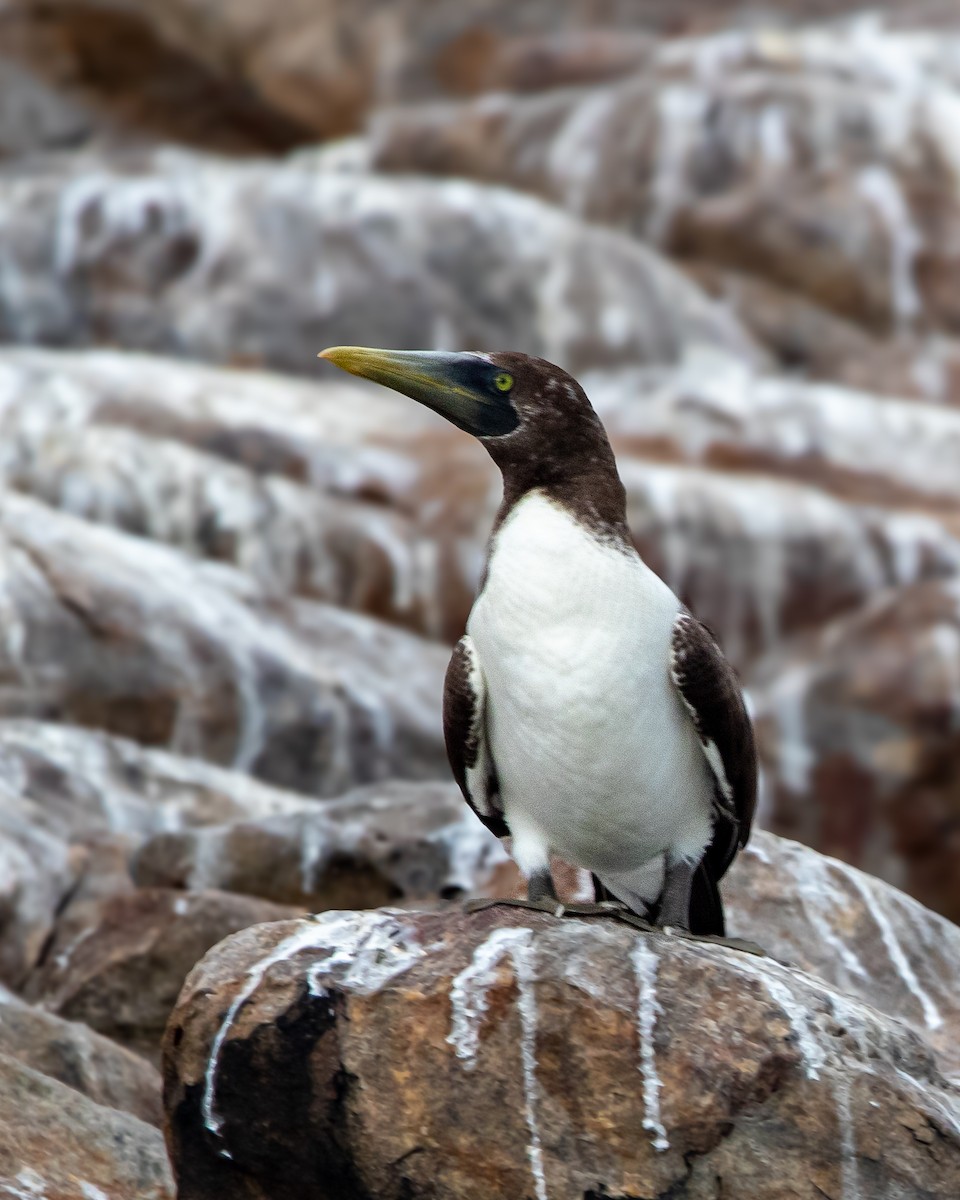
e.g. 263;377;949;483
620;456;960;665
592;355;960;511
0;2;310;160
0;981;162;1124
371;18;960;343
724;831;960;1080
0;149;756;377
0;720;315;843
26;887;301;1062
750;576;960;925
163;896;960;1200
132;780;511;909
0;490;448;794
0;346;484;640
0;1052;172;1198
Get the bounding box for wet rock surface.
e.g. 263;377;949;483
163;895;960;1200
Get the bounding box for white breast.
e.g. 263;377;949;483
467;491;713;876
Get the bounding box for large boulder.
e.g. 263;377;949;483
0;346;487;641
0;148;756;377
0;1051;172;1198
0;1;309;160
750;576;960;925
163;896;960;1200
0;981;162;1124
0;720;316;844
26;887;301;1062
724;831;960;1080
0;490;448;795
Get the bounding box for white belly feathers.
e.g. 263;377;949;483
466;491;713;876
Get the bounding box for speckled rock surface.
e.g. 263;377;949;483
0;1051;173;1199
0;981;162;1125
163;900;960;1200
26;887;301;1063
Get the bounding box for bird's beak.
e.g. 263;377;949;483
318;346;518;438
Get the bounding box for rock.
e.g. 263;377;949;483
0;345;492;640
163;904;960;1200
750;576;960;925
4;420;446;636
0;2;309;159
26;887;300;1061
0;1051;172;1198
724;830;960;1080
0;147;758;376
618;456;960;666
0;720;318;844
592;353;960;511
0;786;79;987
0;490;448;795
34;2;959;141
0;981;162;1124
132;780;512;908
371;18;960;336
686;262;960;403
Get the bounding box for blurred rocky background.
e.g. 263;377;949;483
2;1;960;1197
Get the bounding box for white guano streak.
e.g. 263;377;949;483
202;912;422;1156
632;939;670;1153
838;865;942;1031
447;927;548;1200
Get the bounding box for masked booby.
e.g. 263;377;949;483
318;347;757;936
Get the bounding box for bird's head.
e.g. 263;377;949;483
317;346;610;477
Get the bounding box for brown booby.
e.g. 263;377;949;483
318;347;757;935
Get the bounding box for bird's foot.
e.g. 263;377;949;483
464;897;566;918
463;897;656;929
661;926;767;957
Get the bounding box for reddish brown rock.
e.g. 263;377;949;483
0;1051;172;1198
0;346;488;641
687;263;960;402
26;887;301;1061
618;455;960;667
163;904;960;1200
0;982;162;1124
0;2;309;159
132;780;512;909
749;577;960;924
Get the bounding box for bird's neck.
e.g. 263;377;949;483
492;455;632;550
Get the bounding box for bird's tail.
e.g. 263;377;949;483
592;860;725;937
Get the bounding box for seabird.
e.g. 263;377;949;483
318;347;757;935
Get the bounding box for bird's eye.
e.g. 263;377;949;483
493;372;514;393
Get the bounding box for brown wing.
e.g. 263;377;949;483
443;636;509;839
670;611;757;883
